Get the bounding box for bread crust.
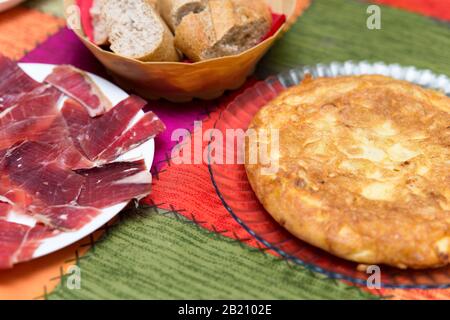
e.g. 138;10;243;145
245;75;450;269
231;0;272;25
174;0;272;61
158;0;206;31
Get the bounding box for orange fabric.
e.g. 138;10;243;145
0;233;98;300
149;106;261;248
0;7;64;60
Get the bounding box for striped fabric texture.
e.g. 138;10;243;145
0;0;448;300
50;209;375;300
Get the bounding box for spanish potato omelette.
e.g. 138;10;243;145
245;75;450;269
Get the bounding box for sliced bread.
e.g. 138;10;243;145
174;0;272;62
94;0;179;62
158;0;207;31
90;0;108;46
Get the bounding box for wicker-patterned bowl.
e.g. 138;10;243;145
64;0;309;102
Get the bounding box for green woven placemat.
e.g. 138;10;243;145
258;0;450;78
50;209;375;300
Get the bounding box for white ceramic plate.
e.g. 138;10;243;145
0;0;24;12
13;63;155;259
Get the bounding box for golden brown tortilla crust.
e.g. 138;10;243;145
245;75;450;269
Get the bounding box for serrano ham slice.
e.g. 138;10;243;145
0;220;30;269
1;141;85;207
1;142;153;230
0;56;41;111
0;86;62;149
29;205;102;231
0;85;91;169
0;202;12;219
76;160;152;209
45;65;111;117
15;224;59;262
0;221;56;268
62;97;164;162
98;111;166;162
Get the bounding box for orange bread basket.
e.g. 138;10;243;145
64;0;309;102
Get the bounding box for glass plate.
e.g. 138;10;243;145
209;61;450;289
